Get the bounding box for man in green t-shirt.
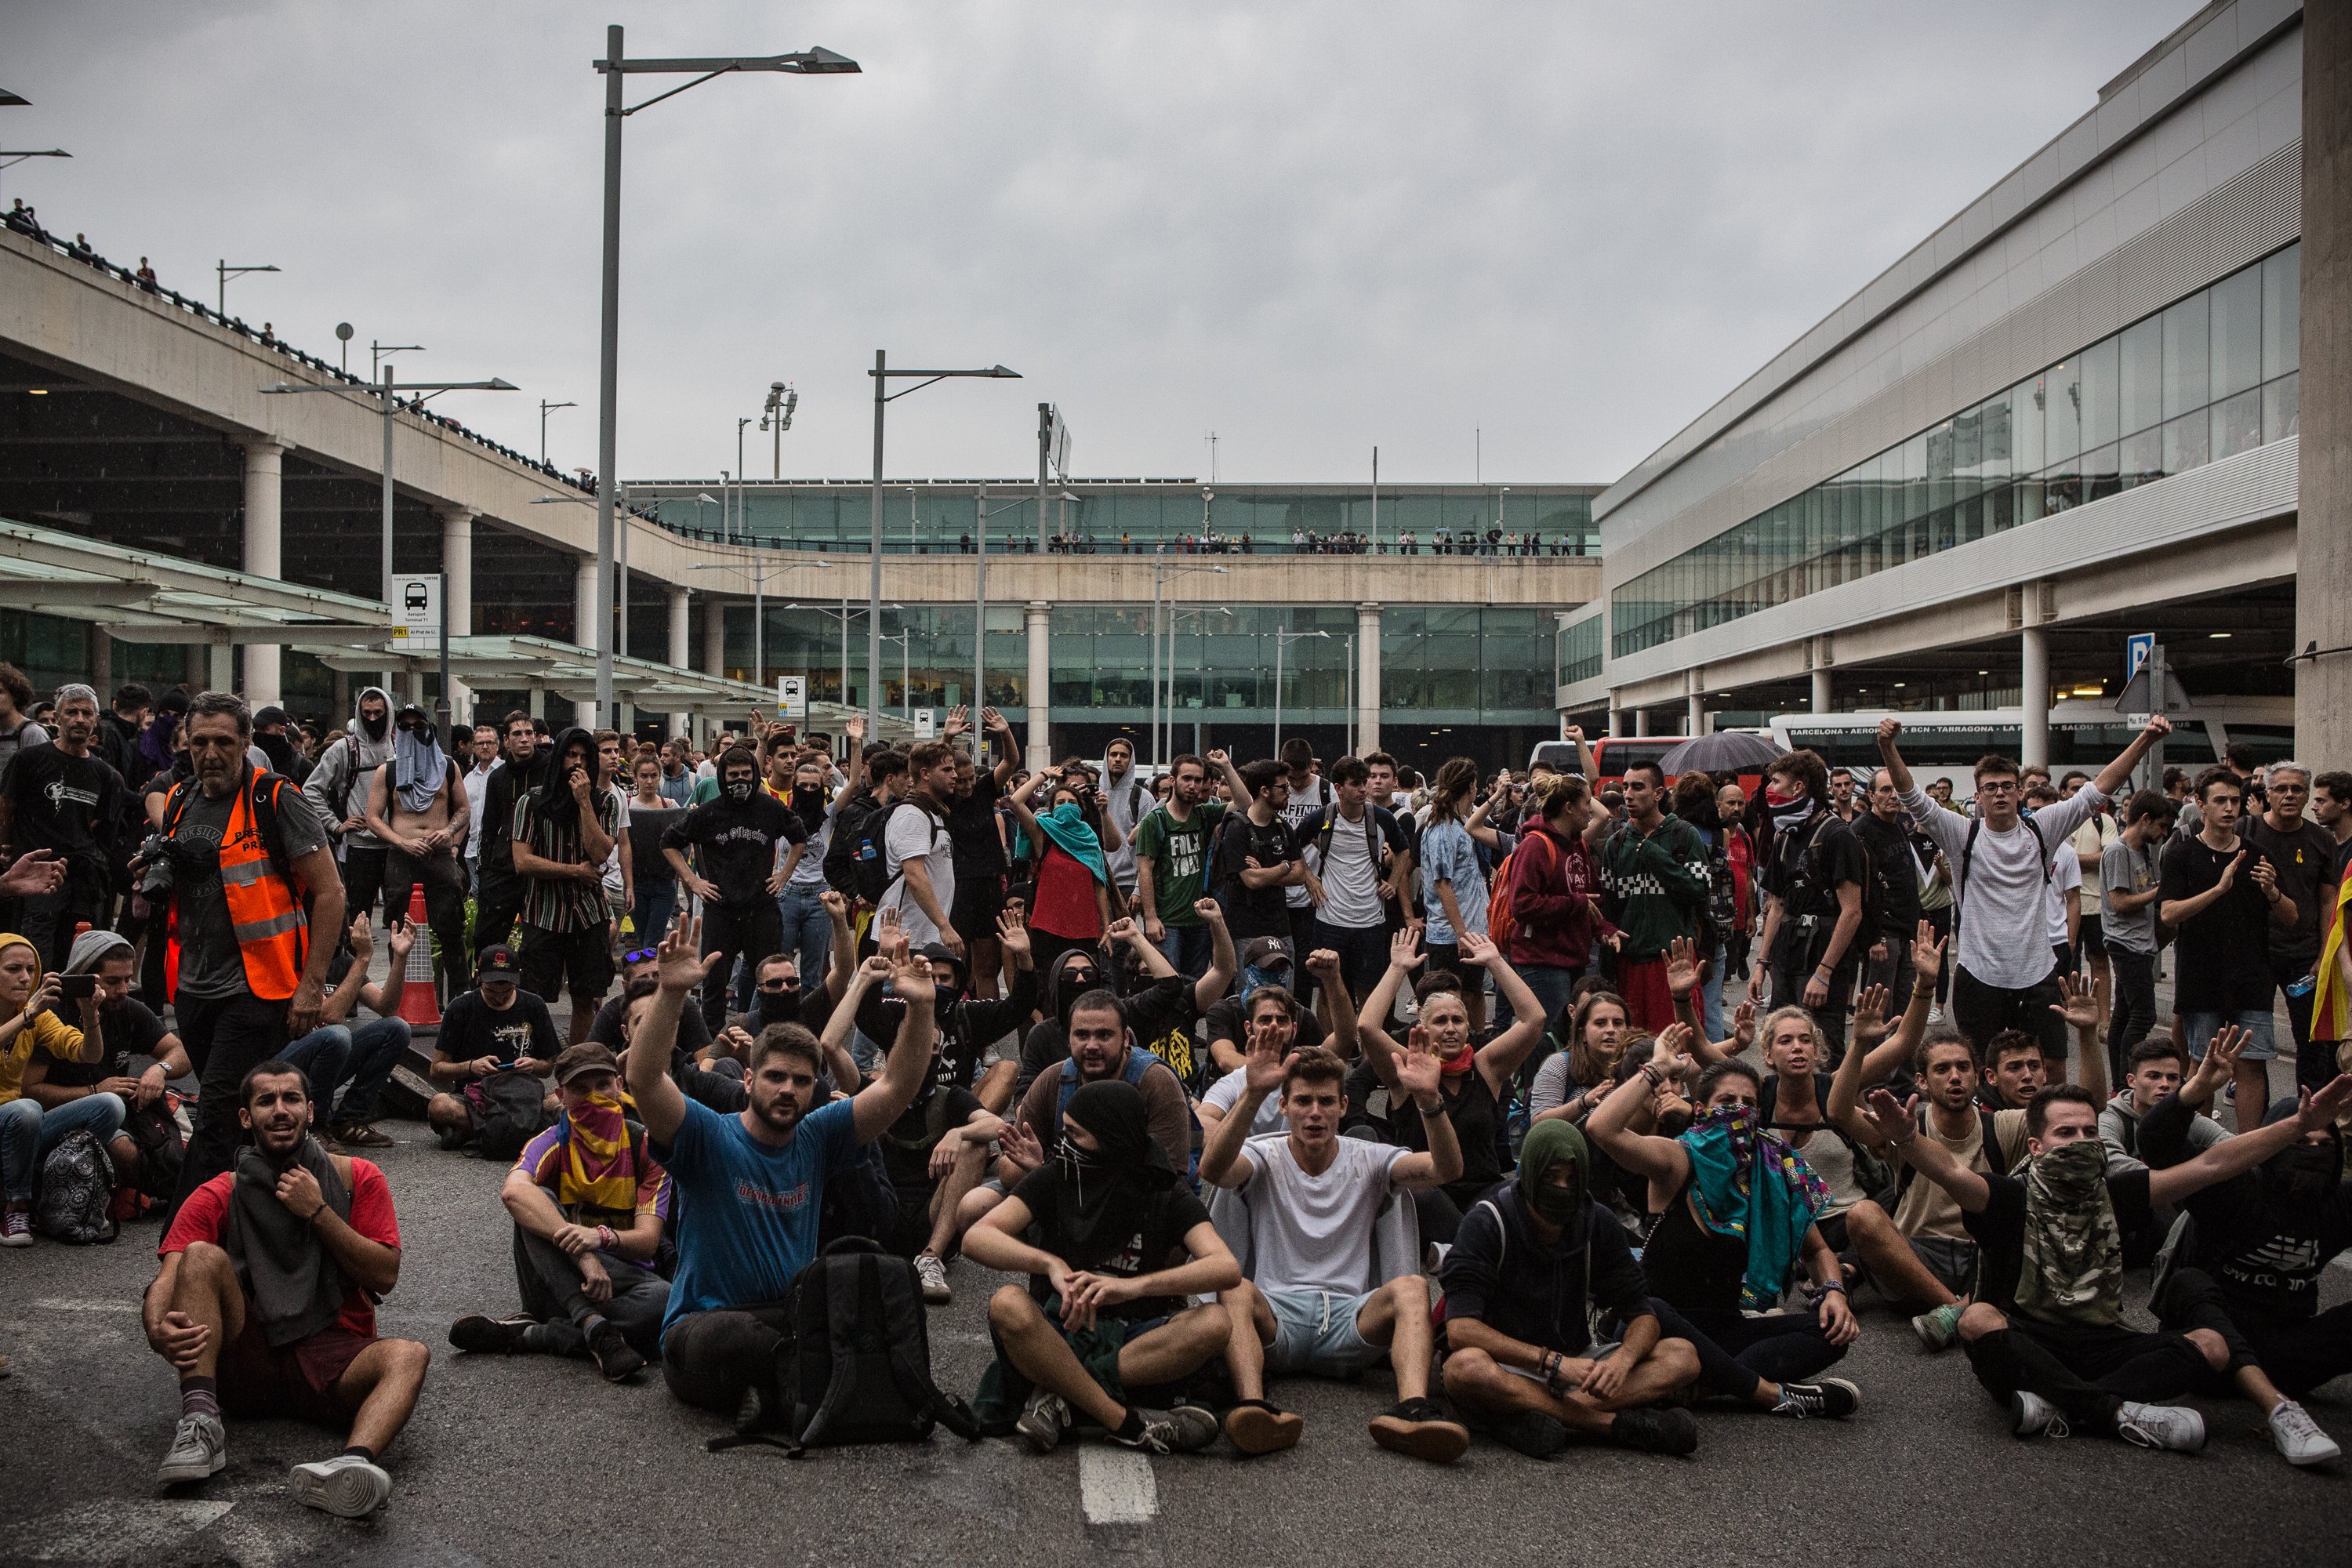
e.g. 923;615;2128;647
1133;753;1228;980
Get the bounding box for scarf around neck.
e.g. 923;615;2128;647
224;1134;352;1346
1036;802;1107;884
1679;1105;1826;1311
2016;1138;2122;1326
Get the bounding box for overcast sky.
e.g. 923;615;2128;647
9;1;2176;487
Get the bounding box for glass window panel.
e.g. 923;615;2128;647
2209;387;2261;462
2122;316;2164;435
2079;336;2119;451
2263;372;2298;441
2157;412;2205;478
2045;361;2081;464
2263;244;2299;381
2120;426;2162;488
2009;378;2042;474
1979;392;2011;485
2081;441;2121;503
2156;296;2204;424
2208;265;2262;403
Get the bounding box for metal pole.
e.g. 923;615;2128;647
753;560;764;693
1149;557;1162;769
618;495;630;657
1274;631;1284;753
867;349;884;738
975;481;988;746
438;546;452;730
1037;404;1051;556
592;22;624;728
380;363;396;693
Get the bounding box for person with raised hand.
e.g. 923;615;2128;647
631;914;935;1424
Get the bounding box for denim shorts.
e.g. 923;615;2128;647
1264;1287;1384;1377
2183;1009;2277;1062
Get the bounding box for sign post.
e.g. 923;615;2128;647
2115;637;2189;791
777;673;808;724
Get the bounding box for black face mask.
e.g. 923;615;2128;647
2270;1142;2342;1201
724;779;757;803
1057;1133;1109;1182
359;710;388;740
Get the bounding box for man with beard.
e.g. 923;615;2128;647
880;739;962;956
301;688;399;935
964;1079;1238;1456
0;684;126;971
446;1041;670;1381
365;704;471;996
472;713;542;955
661;745;805;1033
629;916;936;1421
1012;907;1236;1100
2137;1033;2352;1465
155;694;342;1211
1857;1074;2352;1450
145;1062;429;1517
510;728;619;1047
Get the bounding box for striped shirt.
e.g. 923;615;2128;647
513;786;622;932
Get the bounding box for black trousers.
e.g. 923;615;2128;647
662;1303;793;1418
339;845;390;936
700;902;782;1033
168;990;290;1219
474;869;524;964
383;846;472;995
1951;964;2067;1060
2159;1266;2352;1399
1965;1314;2207;1432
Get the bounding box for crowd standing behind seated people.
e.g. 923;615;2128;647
0;664;2344;1506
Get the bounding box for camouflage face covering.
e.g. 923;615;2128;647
2015;1137;2122;1327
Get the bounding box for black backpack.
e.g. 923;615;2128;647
123;1097;187;1203
822;791;878;898
818;1137;898;1249
470;1069;553;1161
36;1129;119;1244
708;1237;981;1456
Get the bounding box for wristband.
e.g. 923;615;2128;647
597;1224;618;1252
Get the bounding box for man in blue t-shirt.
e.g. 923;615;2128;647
622;914;937;1421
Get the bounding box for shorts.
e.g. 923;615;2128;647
2076;914;2105;960
1907;1236;1980;1296
950;869;1007;938
2183;1010;2278;1062
1264;1287;1385;1378
216;1312;373;1426
518;920;615;1003
1816;1209;1855;1258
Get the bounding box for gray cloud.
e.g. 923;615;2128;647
6;1;2167;485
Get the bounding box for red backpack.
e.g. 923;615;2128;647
1486;829;1558;951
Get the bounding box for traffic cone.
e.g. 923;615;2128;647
397;885;442;1029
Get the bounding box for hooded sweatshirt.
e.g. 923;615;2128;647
300;686;397;855
1437;1121;1651;1356
2099;1087;2224;1178
0;935;92;1105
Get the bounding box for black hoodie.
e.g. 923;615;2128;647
854;944;1040;1094
660;780;804;910
1013;949;1199;1098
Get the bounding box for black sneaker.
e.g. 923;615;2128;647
1368;1397;1471;1464
448;1313;532;1355
1772;1378;1860;1420
1492;1409;1569;1460
1607;1406;1699;1456
586;1320;647;1382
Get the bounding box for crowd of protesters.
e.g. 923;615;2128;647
0;656;2346;1517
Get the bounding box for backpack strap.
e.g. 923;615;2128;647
1472;1197;1507;1273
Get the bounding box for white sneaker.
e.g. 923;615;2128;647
914;1252;951;1305
2009;1391;2065;1438
288;1454;393;1517
2115;1401;2205;1454
2267;1399;2342;1467
1927;1005;1944;1025
156;1414;227;1484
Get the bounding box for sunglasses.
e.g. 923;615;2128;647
621;947;659;965
759;978;800;993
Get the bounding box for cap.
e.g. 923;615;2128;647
477;944;519;979
1241;936;1293;970
551;1043;621;1087
253;705;289;728
396;702;429;727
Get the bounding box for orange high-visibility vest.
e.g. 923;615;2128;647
165;771;307;1000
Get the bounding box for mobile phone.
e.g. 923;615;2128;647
59;973;98;1001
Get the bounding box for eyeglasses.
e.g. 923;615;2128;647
759;978;800;993
621;947;659;964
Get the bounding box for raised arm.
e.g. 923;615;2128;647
1464;931;1544;1092
625;916;706;1144
822;954;893;1094
1856;1087;1991;1213
2092;715;2174;800
1585;1054;1694;1189
1191;898;1236;1012
2147;1076;2352;1208
1354;924;1426;1090
850;944;938;1145
1197;1033;1279;1189
1385;1044;1463;1191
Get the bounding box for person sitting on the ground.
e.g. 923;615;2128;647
38;929;189;1193
2137;1038;2352;1467
144;1062;430;1516
1977;1029;2049;1112
447;1042;671;1382
1855;1073;2352;1451
1196;973;1356;1138
853;907;1040;1116
425;946;558;1148
1012;906;1235;1099
1586;1044;1862;1420
1354;925;1548;1243
964;1079;1239;1456
1200;948;1343;1082
1437;1119;1703;1459
278;913;415;1151
627;916;935;1424
1200;1039;1470;1461
2100;1033;2228;1264
0;932;111;1243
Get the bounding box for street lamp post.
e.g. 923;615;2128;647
1271;627;1330;753
590;26;859;730
761;381;795;478
866;352;1021;737
1149;557;1225;768
216;260;278;318
539;399;576;463
0;147;71;206
690;556;830;691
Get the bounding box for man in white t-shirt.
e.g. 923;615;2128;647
1300;756;1409;1009
1198;1040;1467;1463
880;740;960;956
1878;715;2171;1063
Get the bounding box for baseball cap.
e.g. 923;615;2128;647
551;1043;620;1087
477;944;519;980
1241;936;1293;971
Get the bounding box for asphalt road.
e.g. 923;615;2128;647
3;1092;2348;1568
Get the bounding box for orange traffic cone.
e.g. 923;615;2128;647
397;885;442;1029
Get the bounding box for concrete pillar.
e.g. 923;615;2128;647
207;634;233;694
1811;666;1832;713
1355;603;1382;754
2020;625;2050;768
1607;699;1624;739
89;630;111;699
574;557;599;654
702;598;728;681
2297;0;2352;761
667;586;692;736
528;683;546;721
332;668;349;718
1633;708;1650;738
1025;601;1052;773
184;644;206;691
1687;692;1704;736
241;440;285;706
437;506;474;723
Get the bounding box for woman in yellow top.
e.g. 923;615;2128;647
0;932;113;1245
2313;876;2352;1093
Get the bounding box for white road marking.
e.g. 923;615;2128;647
30;1298;138;1312
1078;1445;1158;1525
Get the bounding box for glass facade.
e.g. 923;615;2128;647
629;481;1601;557
1559;613;1603;685
1611;244;2300;658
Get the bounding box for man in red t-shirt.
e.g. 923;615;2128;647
142;1061;430;1517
